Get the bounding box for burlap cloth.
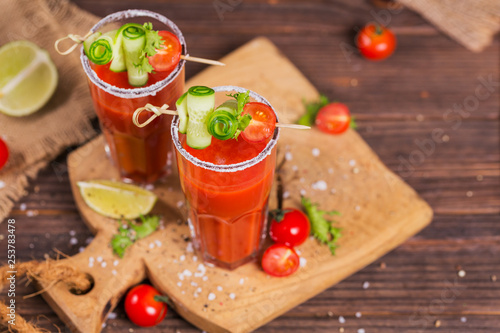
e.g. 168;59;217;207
397;0;500;52
0;0;99;222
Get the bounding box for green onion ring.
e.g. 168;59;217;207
207;110;238;140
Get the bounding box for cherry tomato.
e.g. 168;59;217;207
0;138;9;171
315;102;351;135
356;23;396;61
124;284;168;327
148;30;182;73
261;244;300;277
269;209;310;247
241;102;276;143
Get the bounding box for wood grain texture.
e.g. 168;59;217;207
0;0;499;332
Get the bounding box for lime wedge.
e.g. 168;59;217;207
77;180;157;219
0;41;58;117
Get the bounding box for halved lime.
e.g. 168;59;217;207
77;180;157;219
0;41;58;117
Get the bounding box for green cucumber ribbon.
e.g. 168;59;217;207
207;110;238;140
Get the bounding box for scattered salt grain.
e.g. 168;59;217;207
180;255;186;261
283;191;290;199
70;237;78;245
328;168;334;174
312;180;327;191
217;286;223;291
195;264;207;278
312;148;320;157
0;181;5;189
149;243;155;249
194;292;199;298
101;262;107;268
182;269;192;277
355;312;362;318
208;293;216;301
461;317;467;323
191;281;198;287
85;237;94;244
285;152;293;161
26;210;38;217
186;242;194;253
458;269;466;278
300;257;307;267
69;230;76;236
97;256;103;263
339;316;346;324
107;312;117;320
178;273;185;281
362;281;370;289
20;203;27;211
112;270;117;275
292;165;299;172
349;159;356;167
196;287;202;293
357;329;365;333
177;282;182;287
352;167;359;174
155;240;162;247
229;293;236;300
29;243;34;249
239;278;245;285
114;260;119;266
295;249;302;255
203;276;208;281
79;247;85;253
300;189;307;196
176;201;184;208
193;256;198;262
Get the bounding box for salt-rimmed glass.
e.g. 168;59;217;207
81;9;186;184
172;86;280;270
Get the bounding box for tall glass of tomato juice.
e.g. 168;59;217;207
172;86;280;270
80;10;186;184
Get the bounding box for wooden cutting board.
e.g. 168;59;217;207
37;37;433;333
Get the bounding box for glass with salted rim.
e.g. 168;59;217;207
172;86;280;270
81;9;186;184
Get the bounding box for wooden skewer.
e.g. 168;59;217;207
180;55;225;67
133;104;310;129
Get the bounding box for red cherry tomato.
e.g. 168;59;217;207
0;138;9;171
124;284;168;327
315;102;351;135
356;23;396;61
269;209;310;247
148;30;182;73
261;244;300;277
241;102;276;143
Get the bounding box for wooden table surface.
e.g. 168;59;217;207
1;0;499;332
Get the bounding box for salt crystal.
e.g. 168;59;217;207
461;317;467;323
85;237;94;244
108;312;117;320
177;282;182;287
312;148;320;157
112;270;117;275
300;189;307;196
339;316;346;324
29;243;34;249
458;269;466;278
196;287;202;293
193;256;198;262
299;257;307;267
102;323;106;328
26;210;38;217
285;152;293;161
20;203;27;211
178;273;185;281
349;159;356;167
89;257;94;262
358;329;365;333
194;293;199;298
292;165;299;171
191;281;198;287
239;278;245;285
362;281;370;289
312;180;327;191
355;312;362;318
182;269;193;277
70;237;78;245
283;191;290;199
229;293;236;300
155;240;162;247
208;293;216;301
328;168;334;174
0;181;5;189
88;262;94;268
217;286;223;291
180;255;186;261
97;256;103;262
149;243;155;249
195;264;207;277
202;276;208;281
176;201;184;208
186;242;194;253
101;262;107;268
295;249;302;255
69;230;76;236
79;247;85;253
113;260;119;266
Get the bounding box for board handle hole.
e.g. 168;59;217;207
69;273;95;295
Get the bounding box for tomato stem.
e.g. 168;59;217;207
154;295;173;306
374;23;383;35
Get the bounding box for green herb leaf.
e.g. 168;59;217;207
301;196;342;255
350;115;358;129
226;90;252;140
111;226;134;258
297;94;330;126
110;215;160;257
132;22;162;75
228;91;250;115
131;215;160;240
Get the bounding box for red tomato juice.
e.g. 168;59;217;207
176;135;277;269
88;63;185;183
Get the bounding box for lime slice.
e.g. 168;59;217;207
0;41;58;117
77;180;157;219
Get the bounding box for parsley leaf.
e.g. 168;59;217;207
134;22;162;75
227;90;252;139
301;196;342;255
297;94;329;126
111;215;160;258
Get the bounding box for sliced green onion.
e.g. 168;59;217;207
87;38;113;65
188;86;215;97
207;110;238;140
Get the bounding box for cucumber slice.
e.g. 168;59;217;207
121;24;147;87
176;92;188;134
109;28;127;72
85;31;115;65
83;32;102;57
214;99;237;115
186;86;215;149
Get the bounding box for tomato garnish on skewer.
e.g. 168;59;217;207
148;30;181;73
240;102;277;143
